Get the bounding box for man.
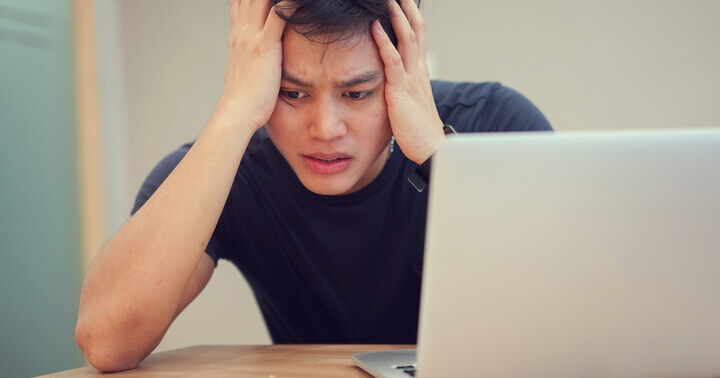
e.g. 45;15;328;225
75;0;552;372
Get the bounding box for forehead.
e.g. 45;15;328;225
281;28;383;80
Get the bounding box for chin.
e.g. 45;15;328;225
299;175;358;196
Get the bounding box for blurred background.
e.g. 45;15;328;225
1;0;719;376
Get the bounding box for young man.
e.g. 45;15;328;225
75;0;551;372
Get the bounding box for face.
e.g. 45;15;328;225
266;28;392;196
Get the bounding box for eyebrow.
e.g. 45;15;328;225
281;69;383;88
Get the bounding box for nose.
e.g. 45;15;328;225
309;96;347;141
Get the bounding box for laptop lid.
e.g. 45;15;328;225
416;129;720;377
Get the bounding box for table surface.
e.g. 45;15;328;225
42;344;416;377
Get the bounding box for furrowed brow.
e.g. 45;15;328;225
336;70;383;88
281;70;313;88
281;69;383;88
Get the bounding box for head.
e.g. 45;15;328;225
265;0;418;196
272;0;403;47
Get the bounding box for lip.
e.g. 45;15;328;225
303;152;352;174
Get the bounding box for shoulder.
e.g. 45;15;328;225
131;143;192;215
148;143;192;180
431;80;553;133
131;129;275;215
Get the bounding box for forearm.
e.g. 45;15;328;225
75;107;255;370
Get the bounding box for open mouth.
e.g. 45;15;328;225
303;154;352;174
316;157;346;162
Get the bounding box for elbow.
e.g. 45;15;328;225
75;321;141;373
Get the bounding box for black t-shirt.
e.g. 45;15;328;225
132;81;553;344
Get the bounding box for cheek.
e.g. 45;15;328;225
267;101;301;142
357;97;391;137
373;91;391;134
374;87;389;119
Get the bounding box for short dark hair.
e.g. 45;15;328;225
273;0;421;47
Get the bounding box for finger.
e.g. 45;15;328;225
371;20;406;85
263;1;294;40
248;0;272;32
235;0;252;29
230;0;241;27
229;0;251;48
397;0;426;59
387;0;419;72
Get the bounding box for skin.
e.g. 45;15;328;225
267;30;393;195
74;0;443;372
372;0;445;166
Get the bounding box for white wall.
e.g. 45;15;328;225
96;0;720;353
422;0;720;131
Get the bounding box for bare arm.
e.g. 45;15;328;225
74;0;289;372
129;253;216;366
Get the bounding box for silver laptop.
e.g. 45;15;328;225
353;129;720;377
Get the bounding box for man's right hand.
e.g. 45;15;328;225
75;3;296;372
217;0;292;131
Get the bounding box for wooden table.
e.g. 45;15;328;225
42;345;415;377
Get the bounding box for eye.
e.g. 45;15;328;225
280;90;308;100
345;91;372;100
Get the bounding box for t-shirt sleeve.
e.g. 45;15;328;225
432;81;553;133
130;144;225;266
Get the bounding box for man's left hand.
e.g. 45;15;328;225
372;0;445;165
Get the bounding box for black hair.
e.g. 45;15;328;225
273;0;421;47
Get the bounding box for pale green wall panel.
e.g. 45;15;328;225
0;0;85;376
